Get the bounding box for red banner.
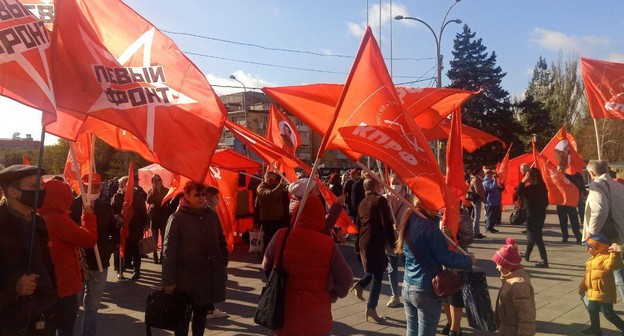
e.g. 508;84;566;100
446;110;468;200
63;133;93;195
540;126;585;175
497;143;513;186
46;0;226;183
533;141;579;206
19;0;54;31
581;57;624;120
422;119;505;153
0;0;55;125
266;103;301;156
501;153;533;206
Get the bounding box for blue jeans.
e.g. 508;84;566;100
615;268;624;303
79;268;108;336
403;283;442;336
387;254;404;297
485;204;501;230
472;201;482;236
583;296;624;330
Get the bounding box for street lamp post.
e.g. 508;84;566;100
395;0;462;163
229;75;247;125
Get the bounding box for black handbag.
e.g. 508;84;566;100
254;228;291;329
145;289;192;335
460;271;498;331
509;206;527;226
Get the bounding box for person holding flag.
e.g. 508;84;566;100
556;164;584;244
111;175;148;280
69;174;118;336
517;168;550;268
0;165;59;335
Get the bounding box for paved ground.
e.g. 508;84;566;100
83;209;624;336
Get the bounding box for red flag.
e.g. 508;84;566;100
422;120;505;153
320;27;450;215
262;84;474;134
0;0;55;125
540;126;585;175
120;162;134;258
580;57;624;120
19;1;54;31
532;140;579;206
501;153;533;206
266;103;301;155
446;110;468;200
22;154;31;165
63;133;93;195
205;167;238;252
47;0;226;182
497;143;513;185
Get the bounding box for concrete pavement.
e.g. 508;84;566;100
84;210;624;335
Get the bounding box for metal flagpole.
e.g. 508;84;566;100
88;134;103;272
593;118;602;160
27;128;46;274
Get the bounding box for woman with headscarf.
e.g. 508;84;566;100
262;178;353;335
350;177;395;322
518;167;550;268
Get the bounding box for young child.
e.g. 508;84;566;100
492;238;536;336
579;233;624;335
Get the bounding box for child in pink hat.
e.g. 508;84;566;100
492;238;536;336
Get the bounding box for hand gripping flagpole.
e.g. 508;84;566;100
88;134;103;272
355;161;467;255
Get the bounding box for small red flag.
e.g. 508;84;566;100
63;133;93;195
22;154;31;165
266;103;301;156
445;110;468;200
532;140;579;206
540;126;585;175
497;143;513;185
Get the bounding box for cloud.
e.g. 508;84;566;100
205;71;277;96
346;2;412;38
272;7;280;17
530;28;611;53
606;52;624;63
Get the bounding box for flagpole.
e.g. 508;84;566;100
88;134;103;272
27;128;46;274
593;118;602;160
355;161;467;255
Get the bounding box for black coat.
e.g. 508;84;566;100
111;188;148;242
357;193;395;274
162;205;228;306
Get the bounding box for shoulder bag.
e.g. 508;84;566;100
254;227;291;329
405;235;462;297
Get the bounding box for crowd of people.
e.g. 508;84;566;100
1;158;624;335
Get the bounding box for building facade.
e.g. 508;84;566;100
0;133;41;165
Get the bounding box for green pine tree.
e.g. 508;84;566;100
447;25;522;169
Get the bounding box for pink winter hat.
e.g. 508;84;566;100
492;238;523;271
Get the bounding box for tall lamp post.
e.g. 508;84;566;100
395;0;462;162
229;75;247;125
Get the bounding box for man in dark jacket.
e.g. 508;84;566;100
350;170;365;222
256;171;289;253
0;165;59;335
342;169;358;220
69;174;117;336
556;164;583;243
111;176;148;280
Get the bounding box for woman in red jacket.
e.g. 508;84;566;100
39;179;97;336
262;179;353;336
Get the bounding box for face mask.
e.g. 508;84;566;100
86;192;101;203
18;189;46;208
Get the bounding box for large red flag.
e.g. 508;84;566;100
540;126;585;175
205;167;238;252
321;27;450;214
63;133;93;195
422;120;505;153
580;57;624;120
20;0;54;31
532;140;579;206
0;0;55;125
47;0;226;182
266;103;301;156
446;110;467;200
497;143;513;186
120;161;134;258
262;84;474;134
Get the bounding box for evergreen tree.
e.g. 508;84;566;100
447;25;522;168
515;94;554;150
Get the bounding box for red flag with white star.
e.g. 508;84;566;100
0;0;55;125
46;0;226;182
